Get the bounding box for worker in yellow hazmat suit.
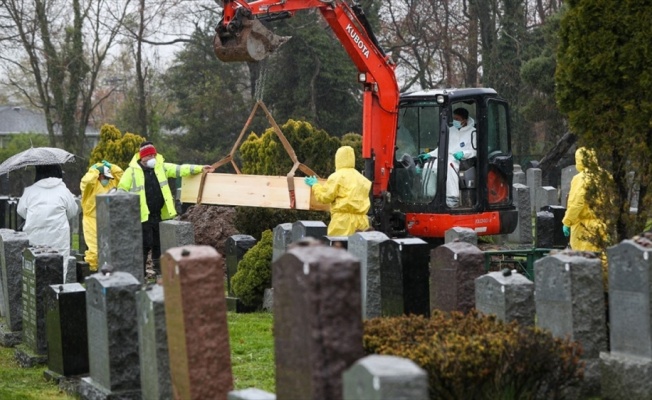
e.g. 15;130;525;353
80;160;123;270
562;147;608;251
304;146;371;236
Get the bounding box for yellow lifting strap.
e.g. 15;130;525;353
196;100;319;208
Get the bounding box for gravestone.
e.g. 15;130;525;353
0;229;28;346
513;164;526;185
137;284;171;400
601;237;652;399
379;238;431;317
321;235;349;249
225;235;257;296
96;192;144;283
526;167;542;213
507;183;532;244
291;220;327;242
64;256;77;284
272;223;292;262
44;283;88;379
0;197;8;229
475;270;534;326
535;251;606;397
535;211;554;248
15;246;63;367
430;242;485;314
162;245;233;400
535;186;558;211
159;220;195;254
342;355;428;400
274;243;363;400
560;165;577;208
541;205;569;248
444;227;478;245
79;271;141;399
228;388;276;400
348;231;390;319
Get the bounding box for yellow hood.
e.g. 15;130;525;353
335;146;355;170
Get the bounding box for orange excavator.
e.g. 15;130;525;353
213;0;517;239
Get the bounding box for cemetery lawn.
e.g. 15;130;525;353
228;311;275;393
0;346;73;399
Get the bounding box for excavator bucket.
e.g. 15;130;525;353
214;19;290;62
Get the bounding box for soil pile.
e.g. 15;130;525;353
179;204;240;256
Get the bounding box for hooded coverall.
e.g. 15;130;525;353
118;152;204;270
17;177;78;260
562;147;607;251
311;146;371;236
80;162;124;270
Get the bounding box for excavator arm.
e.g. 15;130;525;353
215;0;400;197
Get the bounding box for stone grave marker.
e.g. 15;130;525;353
274;243;363;400
475;270;534;326
162;245;233;400
535;186;558;212
225;234;257;296
321;235;349;249
96;192;143;283
379;238;431;317
444;227;478;245
272;223;292;262
601;237;652;399
0;229;29;346
291;220;327;242
541;205;569;248
560;165;577;208
15;246;63;367
535;211;554;248
342;355;428;400
79;270;141;399
348;231;390;319
64;256;77;284
507;183;532;244
159;220;195;254
535;251;606;397
526;167;542;213
44;282;88;379
430;241;485;314
513;164;526;185
137;284;171;400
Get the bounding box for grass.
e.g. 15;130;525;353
0;312;275;398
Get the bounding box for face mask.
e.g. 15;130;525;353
452;120;462;130
145;159;156;168
100;179;110;187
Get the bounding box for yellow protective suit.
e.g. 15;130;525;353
562;147;607;251
312;146;372;236
80;163;124;270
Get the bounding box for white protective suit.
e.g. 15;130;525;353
425;117;476;206
17;177;79;260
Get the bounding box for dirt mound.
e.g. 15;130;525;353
179;204;240;256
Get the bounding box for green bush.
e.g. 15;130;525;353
231;230;273;308
363;311;583;400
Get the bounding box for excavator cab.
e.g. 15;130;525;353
386;88;517;238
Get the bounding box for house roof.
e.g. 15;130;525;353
0;105;99;136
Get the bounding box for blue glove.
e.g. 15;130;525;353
453;151;464;161
563;225;570;237
415;166;422;174
102;160;112;169
304;176;318;187
417;153;431;162
93;163;103;172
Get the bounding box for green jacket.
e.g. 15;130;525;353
118;153;203;222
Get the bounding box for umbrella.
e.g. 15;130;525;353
0;147;76;176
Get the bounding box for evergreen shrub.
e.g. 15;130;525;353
231;229;273;308
363;311;583;400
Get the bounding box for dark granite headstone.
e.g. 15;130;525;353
272;223;292;263
291;220;327;242
430;242;485;314
96;192;144;283
79;271;141;399
348;231;390;319
159;220;195;254
274;244;363;400
475;271;534;326
0;230;29;340
45;283;88;376
342;355;428;400
541;205;569;248
137;284;171;400
379;238;431;317
225;235;257;296
19;246;63;357
321;236;349;249
162;245;233;400
0;197;8;229
535;211;555;248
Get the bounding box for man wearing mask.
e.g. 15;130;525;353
80;160;124;271
118;142;214;277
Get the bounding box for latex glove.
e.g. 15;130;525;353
563;225;570;237
102;160;112;169
92;163;103;173
304;176;318;187
453;151;464;161
416;166;422;174
417;153;432;162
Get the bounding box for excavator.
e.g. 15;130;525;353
211;0;517;239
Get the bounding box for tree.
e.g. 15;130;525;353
88;124;145;170
556;0;652;240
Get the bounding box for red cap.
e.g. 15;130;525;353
139;144;157;159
